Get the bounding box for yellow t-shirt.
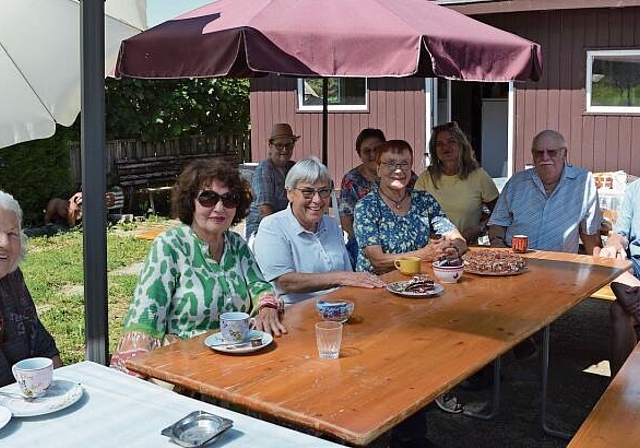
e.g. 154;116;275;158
414;168;499;233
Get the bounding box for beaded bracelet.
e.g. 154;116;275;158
258;294;285;314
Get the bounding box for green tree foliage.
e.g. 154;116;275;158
0;130;75;226
104;78;250;140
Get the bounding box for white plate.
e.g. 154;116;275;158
205;330;274;354
0;379;83;417
386;281;444;298
0;405;10;430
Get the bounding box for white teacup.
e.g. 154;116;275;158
220;312;251;343
12;357;53;399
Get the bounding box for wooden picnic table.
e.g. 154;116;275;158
126;250;630;446
569;342;640;448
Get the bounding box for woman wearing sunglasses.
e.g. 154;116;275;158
111;159;285;375
253;157;385;305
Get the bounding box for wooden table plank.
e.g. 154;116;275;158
127;250;630;446
569;343;640;447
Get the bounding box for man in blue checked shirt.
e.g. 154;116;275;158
487;129;602;255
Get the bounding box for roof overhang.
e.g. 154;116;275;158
434;0;640;15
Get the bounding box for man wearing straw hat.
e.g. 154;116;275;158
246;123;299;241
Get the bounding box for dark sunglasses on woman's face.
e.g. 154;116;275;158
197;190;240;209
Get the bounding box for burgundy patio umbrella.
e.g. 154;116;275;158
115;0;543;163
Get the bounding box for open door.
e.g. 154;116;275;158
428;80;514;180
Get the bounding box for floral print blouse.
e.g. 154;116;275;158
353;189;456;272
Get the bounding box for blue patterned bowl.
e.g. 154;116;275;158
316;300;354;323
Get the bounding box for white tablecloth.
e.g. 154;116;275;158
0;361;341;447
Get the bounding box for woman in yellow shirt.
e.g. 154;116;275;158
416;122;499;244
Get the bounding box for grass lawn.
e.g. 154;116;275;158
20;223;155;365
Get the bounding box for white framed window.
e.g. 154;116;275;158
297;78;368;112
586;49;640;113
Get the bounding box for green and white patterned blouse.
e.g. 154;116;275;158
122;224;274;340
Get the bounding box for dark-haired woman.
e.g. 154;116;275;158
111;159;285;374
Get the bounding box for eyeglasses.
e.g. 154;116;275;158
197;190;240;208
380;161;412;171
271;142;295;151
532;147;565;159
294;187;332;199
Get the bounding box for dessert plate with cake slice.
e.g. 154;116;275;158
386;274;444;298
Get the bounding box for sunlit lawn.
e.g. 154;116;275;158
20;225;154;365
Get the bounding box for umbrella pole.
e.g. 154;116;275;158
322;78;328;166
81;0;109;365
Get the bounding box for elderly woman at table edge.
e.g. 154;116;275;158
352;139;466;426
354;139;466;274
594;178;640;376
487;129;602;254
341;128;420;266
0;190;62;386
415;121;498;245
245;123;299;241
111;160;285;375
253;156;385;306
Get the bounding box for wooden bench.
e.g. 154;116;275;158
569;342;640;447
116;153;236;213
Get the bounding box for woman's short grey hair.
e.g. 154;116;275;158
285;156;333;190
0;190;27;270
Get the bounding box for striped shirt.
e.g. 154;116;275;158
613;179;640;278
488;165;601;253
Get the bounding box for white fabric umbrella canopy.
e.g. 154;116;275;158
0;0;146;149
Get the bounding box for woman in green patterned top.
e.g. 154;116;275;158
111;159;285;374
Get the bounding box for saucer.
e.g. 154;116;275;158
0;405;10;430
0;379;83;417
205;330;273;354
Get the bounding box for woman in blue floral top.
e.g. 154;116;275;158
354;140;466;273
340;129;418;267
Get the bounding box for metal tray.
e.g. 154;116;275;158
161;411;233;447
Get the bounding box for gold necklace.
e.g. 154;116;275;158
380;188;407;209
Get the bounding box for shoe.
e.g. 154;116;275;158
513;337;538;361
434;393;464;414
611;282;640;319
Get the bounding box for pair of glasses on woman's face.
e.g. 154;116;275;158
295;187;332;200
197;190;239;209
380;161;412;171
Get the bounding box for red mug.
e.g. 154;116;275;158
512;235;529;253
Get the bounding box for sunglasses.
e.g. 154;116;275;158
197;190;240;209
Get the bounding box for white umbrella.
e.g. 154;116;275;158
0;0;146;149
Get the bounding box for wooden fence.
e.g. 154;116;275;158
69;132;251;186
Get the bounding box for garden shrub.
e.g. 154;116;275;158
0;130;75;226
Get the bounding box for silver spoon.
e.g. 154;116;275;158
0;390;38;402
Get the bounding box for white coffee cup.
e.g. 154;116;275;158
220;312;251;343
12;357;54;399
